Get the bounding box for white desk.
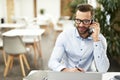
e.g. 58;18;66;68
102;72;120;80
2;28;45;36
0;23;25;28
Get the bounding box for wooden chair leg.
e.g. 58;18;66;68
4;55;13;77
33;41;38;66
22;54;30;70
9;59;13;70
19;54;26;77
37;40;42;58
2;50;7;66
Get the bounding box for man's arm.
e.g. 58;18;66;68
90;22;110;72
93;34;110;72
48;46;66;71
48;32;67;71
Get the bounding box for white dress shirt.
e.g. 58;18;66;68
48;27;110;72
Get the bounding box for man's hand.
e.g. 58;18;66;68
90;22;100;42
61;68;84;72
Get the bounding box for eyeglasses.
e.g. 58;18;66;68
74;19;92;25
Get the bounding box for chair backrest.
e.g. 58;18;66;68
3;36;27;54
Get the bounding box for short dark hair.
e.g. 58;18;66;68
76;4;94;17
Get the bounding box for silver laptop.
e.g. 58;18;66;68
47;72;102;80
23;71;102;80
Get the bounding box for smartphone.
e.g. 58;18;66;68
88;19;94;35
88;27;94;34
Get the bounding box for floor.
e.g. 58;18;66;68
0;26;120;80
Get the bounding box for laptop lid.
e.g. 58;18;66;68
48;72;102;80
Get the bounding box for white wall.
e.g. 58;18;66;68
14;0;21;18
0;0;7;22
14;0;61;20
14;0;34;19
37;0;61;20
0;0;61;22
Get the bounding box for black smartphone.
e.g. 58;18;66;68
88;27;94;34
88;19;94;35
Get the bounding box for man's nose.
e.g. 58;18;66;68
78;22;84;26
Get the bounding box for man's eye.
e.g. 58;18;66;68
83;20;90;23
76;19;80;21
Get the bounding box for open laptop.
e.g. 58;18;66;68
47;72;102;80
23;70;102;80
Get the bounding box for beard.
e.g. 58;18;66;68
75;24;89;35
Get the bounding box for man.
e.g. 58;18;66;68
48;4;110;72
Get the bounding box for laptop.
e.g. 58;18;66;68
47;72;102;80
23;70;102;80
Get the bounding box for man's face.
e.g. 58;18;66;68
75;10;92;34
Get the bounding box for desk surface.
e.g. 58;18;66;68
0;23;25;28
102;72;120;80
2;28;45;36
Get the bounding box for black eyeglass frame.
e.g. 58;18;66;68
74;18;93;25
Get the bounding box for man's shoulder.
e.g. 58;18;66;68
99;33;106;41
58;27;76;39
99;33;105;38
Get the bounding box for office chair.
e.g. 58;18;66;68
3;36;30;77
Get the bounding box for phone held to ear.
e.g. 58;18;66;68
88;19;95;35
88;27;94;35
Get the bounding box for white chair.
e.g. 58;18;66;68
22;23;42;66
3;36;30;77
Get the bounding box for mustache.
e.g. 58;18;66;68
74;23;88;28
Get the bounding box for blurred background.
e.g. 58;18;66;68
0;0;120;80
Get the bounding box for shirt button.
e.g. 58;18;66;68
95;45;98;47
80;59;82;61
80;49;83;51
98;56;100;58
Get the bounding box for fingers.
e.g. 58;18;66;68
90;22;99;29
77;68;85;72
75;66;85;72
62;68;84;72
90;22;100;41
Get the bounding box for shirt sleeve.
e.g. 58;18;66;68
93;34;110;72
48;32;66;71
